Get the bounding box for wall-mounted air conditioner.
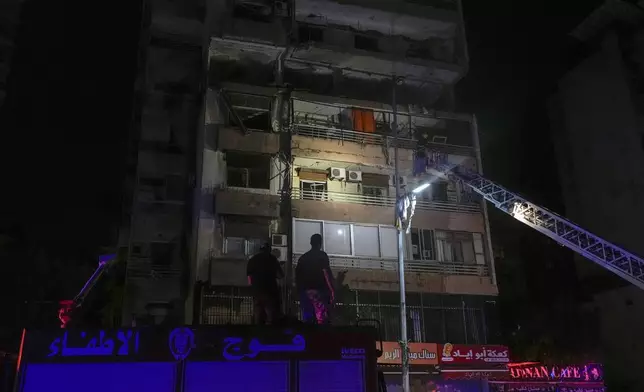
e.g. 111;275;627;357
328;167;346;180
346;170;362;182
272;246;288;262
411;245;419;256
272;234;287;247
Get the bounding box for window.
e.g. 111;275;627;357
139;175;184;202
293;220;322;254
223;216;270;257
300;181;327;201
355;35;380;52
293;219;399;258
410;228;436;260
379;227;398;259
353;225;380;257
298;25;324;43
226;152;270;189
362;186;386;199
324;222;352;255
435;231;476;264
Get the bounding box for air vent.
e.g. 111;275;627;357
346;170;362;182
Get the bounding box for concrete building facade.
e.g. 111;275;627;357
125;0;500;344
549;1;644;389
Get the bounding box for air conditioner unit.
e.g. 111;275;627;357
271;234;287;247
432;135;448;144
272;246;288;262
423;250;433;259
328;167;346;181
346;170;362;182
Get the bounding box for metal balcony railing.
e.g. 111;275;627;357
294;254;488;276
293;123;418;150
291;188;480;214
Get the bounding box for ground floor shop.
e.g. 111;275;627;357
379;342;510;392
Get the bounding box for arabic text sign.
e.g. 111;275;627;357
47;329;140;358
378;342;438;365
221;334;306;361
439;344;510;364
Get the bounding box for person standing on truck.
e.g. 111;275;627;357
247;242;284;325
295;234;335;324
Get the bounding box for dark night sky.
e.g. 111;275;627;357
0;0;140;257
0;0;604;304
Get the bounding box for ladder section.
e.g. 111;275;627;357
428;163;644;290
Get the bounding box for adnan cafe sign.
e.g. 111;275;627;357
509;363;604;383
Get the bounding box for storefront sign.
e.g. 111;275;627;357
508;363;603;382
378;342;438;365
439;343;510;364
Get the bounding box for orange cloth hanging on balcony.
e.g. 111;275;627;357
361;109;375;133
352;108;364;132
352;108;375;133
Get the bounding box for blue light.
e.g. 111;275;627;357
21;362;176;392
185;361;289;392
299;360;365;392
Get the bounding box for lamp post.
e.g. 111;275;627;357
392;76;410;392
393;75;433;391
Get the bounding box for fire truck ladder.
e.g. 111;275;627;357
428;164;644;291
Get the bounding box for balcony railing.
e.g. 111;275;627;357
293;123;417;150
294;254;488;277
291;188;480;214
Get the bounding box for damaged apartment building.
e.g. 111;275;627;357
124;0;500;343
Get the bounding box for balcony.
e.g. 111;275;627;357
291;96;475;155
296;254;487;276
213;186;281;217
292;188;479;213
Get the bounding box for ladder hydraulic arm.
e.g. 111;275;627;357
428;164;644;291
58;254;117;328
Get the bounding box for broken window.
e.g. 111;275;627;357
435;231;476;264
223;216;270;257
225;151;270;189
139;175;185;202
354;35;380;52
410;228;436;261
298;25;324;43
300;181;327;201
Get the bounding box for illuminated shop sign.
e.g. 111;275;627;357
378;342;438;365
439;343;510;364
509;363;603;382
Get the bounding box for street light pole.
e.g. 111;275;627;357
392;76;411;392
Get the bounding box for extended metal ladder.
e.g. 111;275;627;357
428;163;644;290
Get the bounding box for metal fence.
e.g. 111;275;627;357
292;188;480;214
200;286;497;345
294;254;488;277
